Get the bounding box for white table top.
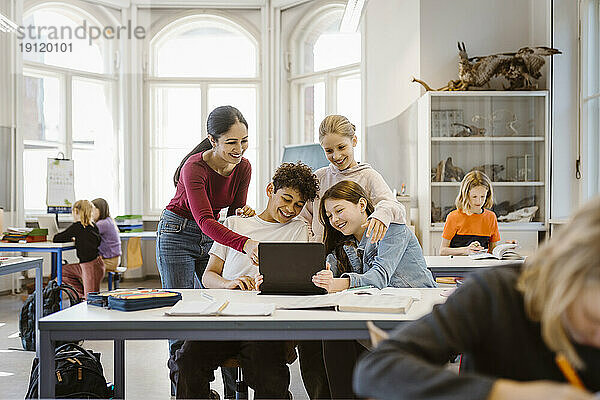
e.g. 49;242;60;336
0;256;43;268
39;288;448;331
425;255;523;269
119;231;156;239
0;241;75;248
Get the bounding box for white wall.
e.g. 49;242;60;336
363;0;420;127
363;0;563;213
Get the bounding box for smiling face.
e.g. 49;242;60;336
320;133;358;171
468;185;488;212
563;286;600;348
209;121;249;165
263;184;306;224
324;197;368;239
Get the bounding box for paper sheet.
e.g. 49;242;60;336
166;300;275;316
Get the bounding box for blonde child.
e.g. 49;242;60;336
440;170;500;256
53;200;105;299
355;197;600;399
299;115;406;244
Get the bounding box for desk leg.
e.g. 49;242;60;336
114;340;125;399
56;250;63;285
35;260;43;358
39;330;55;399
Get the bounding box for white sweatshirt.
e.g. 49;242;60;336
298;163;407;242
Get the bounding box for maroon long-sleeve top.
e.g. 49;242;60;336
166;152;251;253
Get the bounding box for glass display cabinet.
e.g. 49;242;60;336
417;91;549;255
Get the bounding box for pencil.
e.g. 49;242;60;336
555;353;585;389
216;300;230;315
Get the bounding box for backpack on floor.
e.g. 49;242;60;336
25;343;112;399
19;280;82;351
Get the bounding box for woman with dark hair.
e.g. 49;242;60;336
91;198;122;274
156;106;259;380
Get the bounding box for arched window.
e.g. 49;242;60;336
146;14;260;213
22;3;117;214
290;3;362;158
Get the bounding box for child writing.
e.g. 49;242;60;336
91;198;122;274
53;200;104;299
440;170;500;256
311;180;435;399
299;114;406;244
355;197;600;400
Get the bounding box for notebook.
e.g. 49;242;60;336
469;243;522;260
166;300;276;316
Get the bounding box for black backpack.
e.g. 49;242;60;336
19;280;82;351
25;343;112;399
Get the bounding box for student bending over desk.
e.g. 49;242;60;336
169;162;319;399
354;197;600;400
311;180;436;399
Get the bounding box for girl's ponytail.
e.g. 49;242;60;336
73;200;94;227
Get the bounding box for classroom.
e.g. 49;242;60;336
0;0;599;399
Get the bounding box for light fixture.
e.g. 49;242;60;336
340;0;366;33
0;12;18;33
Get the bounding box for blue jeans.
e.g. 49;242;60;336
156;209;238;396
156;209;214;291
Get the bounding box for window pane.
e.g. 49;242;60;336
22;74;62;142
302;11;361;73
153;18;257;78
150;148;190;211
302;82;325;143
208;86;258;208
23;148;60;212
336;74;361;161
22;9;107;74
72;78;113;143
72;147;118;208
150;87;202;148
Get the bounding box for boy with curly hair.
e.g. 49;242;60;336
169;162;319;399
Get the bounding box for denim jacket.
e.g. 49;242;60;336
327;223;436;289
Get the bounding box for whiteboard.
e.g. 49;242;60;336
46;158;75;214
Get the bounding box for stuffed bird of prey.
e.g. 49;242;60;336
412;42;561;91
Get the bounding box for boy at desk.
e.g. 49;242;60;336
169;162;320;400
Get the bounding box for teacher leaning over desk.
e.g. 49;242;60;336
156;106;259;364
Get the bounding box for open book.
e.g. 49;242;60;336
166;300;276;316
469;243;523;260
266;288;421;314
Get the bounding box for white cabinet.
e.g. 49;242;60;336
417;91;549;255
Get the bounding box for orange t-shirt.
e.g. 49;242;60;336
442;209;500;249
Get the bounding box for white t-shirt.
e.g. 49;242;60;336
209;215;310;281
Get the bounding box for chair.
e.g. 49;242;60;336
219;342;298;400
107;265;127;291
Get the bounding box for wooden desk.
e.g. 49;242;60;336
38;288;446;399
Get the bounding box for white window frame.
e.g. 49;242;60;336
288;2;362;152
22;3;119;217
581;0;600;199
144;12;261;216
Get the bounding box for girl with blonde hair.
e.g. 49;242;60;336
355;197;600;399
299;114;406;244
440;170;500;255
53;200;104;299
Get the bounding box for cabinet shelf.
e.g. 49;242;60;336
432;136;544;142
431;182;544;187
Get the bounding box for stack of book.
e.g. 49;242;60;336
1;227;47;243
115;215;143;233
